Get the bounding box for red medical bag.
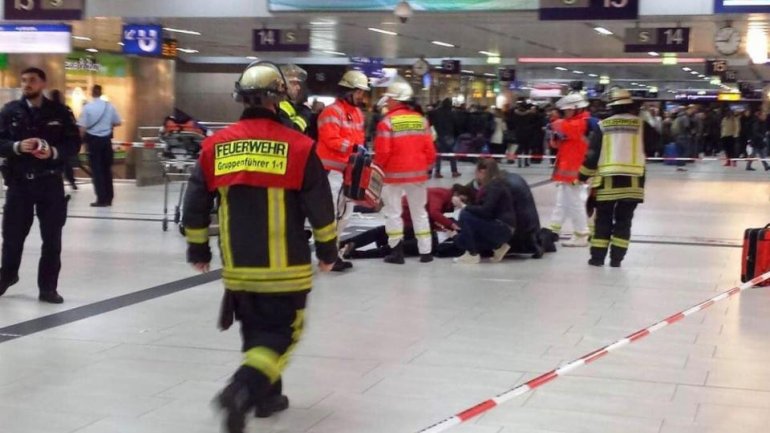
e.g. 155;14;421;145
343;146;384;209
741;224;770;286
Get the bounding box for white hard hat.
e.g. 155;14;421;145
606;88;634;106
338;70;371;91
556;92;588;110
233;61;286;102
383;76;414;102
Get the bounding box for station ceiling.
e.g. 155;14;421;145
70;12;770;86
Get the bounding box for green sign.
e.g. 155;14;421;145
65;52;128;77
0;54;8;70
269;0;535;11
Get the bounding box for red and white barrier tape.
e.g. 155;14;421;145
436;152;770;163
112;143;769;164
416;271;770;433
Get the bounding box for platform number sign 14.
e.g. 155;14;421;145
252;28;310;52
624;27;690;53
256;29;276;46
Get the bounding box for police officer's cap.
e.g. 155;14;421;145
233;61;287;102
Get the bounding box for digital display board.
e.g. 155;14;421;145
714;0;770;13
0;24;71;53
540;0;639;20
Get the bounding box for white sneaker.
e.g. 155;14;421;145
453;252;480;264
491;243;511;263
562;233;589;247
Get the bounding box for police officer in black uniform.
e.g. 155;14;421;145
0;67;80;303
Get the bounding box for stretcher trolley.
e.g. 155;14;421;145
148;116;226;233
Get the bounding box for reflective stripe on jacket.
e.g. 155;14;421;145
552;112;590;183
373;105;437;184
596;114;645;177
316;99;365;172
183;107;338;294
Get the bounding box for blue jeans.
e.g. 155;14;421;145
456;210;512;255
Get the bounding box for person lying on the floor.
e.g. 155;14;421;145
341;186;475;259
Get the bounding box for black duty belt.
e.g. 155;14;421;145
20;169;61;180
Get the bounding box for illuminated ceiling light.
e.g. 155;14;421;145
631;82;638;85
461;70;474;73
588;73;598;77
648;51;659;56
484;73;496;77
163;27;201;36
368;27;398;36
572;70;584;74
309;19;336;25
554;66;568;71
478;50;499;56
431;40;456;47
246;56;259;60
690;71;698;75
649;86;659;92
594;26;613;35
323;50;347;56
682;67;691;71
85;48;98;53
72;36;92;41
747;27;769;64
177;48;199;54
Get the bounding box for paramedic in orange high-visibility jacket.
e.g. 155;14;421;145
373;76;437;265
315;69;369;272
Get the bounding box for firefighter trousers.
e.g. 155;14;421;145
590;200;638;264
381;183;432;255
230;291;307;401
548;182;589;235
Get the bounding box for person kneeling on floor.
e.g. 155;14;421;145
454;159;516;264
341;187;460;260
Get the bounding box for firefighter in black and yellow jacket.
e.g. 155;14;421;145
182;61;337;433
578;88;645;268
278;64;313;137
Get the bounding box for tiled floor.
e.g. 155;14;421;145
1;160;770;433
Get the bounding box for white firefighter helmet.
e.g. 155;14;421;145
233;61;287;102
338;70;371;91
383;76;414;102
606;88;634;106
556;92;588;110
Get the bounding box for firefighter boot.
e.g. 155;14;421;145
384;242;406;265
216;380;255;433
255;379;289;418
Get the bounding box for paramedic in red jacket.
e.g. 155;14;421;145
316;70;369;271
373;77;437;264
546;92;592;247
